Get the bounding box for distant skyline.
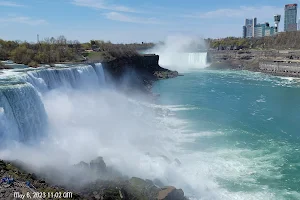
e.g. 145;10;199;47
0;0;298;43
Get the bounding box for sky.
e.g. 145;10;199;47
0;0;298;43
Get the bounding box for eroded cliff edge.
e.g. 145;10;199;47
100;54;178;93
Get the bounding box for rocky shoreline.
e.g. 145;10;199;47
0;157;188;200
208;49;300;78
0;54;184;200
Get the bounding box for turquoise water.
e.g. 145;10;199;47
153;69;300;200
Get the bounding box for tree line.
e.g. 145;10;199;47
0;36;82;67
0;36;155;67
209;31;300;50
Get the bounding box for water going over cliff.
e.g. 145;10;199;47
0;82;47;143
3;61;299;200
0;63;106;143
158;52;208;71
146;35;209;72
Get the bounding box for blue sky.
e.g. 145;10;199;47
0;0;298;43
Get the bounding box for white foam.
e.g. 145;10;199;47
2;65;298;200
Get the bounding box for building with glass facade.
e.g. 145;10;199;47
243;17;276;38
243;18;257;38
284;4;297;32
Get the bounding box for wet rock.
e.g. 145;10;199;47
128;177;160;199
158;186;185;200
90;157;107;174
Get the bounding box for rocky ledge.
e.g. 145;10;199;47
0;157;188;200
100;54;178;94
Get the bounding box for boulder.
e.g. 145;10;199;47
90;157;107;174
158;186;185;200
129;177;160;199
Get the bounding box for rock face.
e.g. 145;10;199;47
0;160;82;199
208;49;300;78
80;177;187;200
208;50;260;70
101;54;179;93
158;186;186;200
0;159;189;200
90;157;107;174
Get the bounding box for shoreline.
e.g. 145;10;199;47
0;158;188;200
208;49;300;78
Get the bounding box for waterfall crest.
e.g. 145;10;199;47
0;63;106;143
158;52;208;72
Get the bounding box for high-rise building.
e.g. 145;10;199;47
284;4;297;32
253;18;257;36
254;23;270;38
243;18;254;38
242;26;247;38
243;18;276;38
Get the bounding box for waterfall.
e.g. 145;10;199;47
187;52;208;67
0;83;47;143
0;63;106;144
158;52;208;72
22;64;104;92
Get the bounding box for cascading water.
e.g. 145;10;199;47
188;52;208;66
0;61;214;200
156;52;208;72
0;63;106;144
0;82;47;143
22;64;105;92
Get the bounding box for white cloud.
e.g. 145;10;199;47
0;16;47;25
104;12;161;24
0;0;24;7
72;0;136;13
185;6;283;22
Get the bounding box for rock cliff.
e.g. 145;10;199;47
100;54;178;93
208;49;300;78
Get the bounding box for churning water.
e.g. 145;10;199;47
153;69;300;200
1;61;300;200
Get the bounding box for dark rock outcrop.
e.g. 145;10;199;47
90;157;107;175
0;158;189;200
158;186;186;200
0;160;82;199
79;177;187;200
101;54;178;93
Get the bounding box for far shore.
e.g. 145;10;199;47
208;49;300;78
